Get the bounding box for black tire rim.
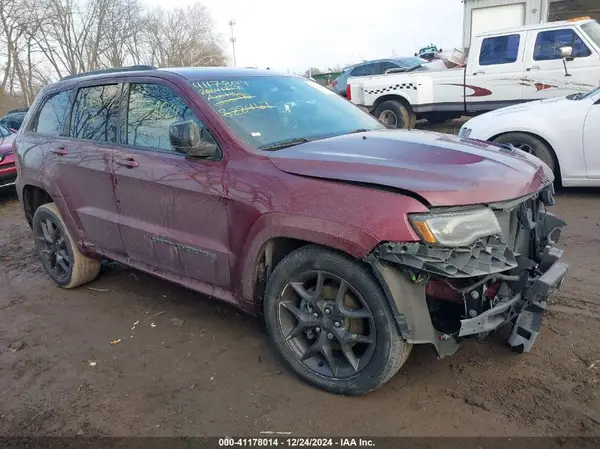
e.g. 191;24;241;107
35;216;71;282
379;110;398;128
277;271;376;379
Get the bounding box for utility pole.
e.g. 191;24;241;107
228;20;237;67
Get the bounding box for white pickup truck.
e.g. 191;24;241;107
348;17;600;128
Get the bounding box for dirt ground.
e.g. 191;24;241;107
0;165;599;437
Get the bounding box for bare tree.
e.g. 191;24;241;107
0;0;227;110
144;4;227;68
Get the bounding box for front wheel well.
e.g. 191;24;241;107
254;238;311;308
489;131;562;185
22;185;53;227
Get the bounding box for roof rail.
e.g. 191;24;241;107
60;65;157;81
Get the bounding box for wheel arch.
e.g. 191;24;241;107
372;93;414;115
236;213;380;312
22;184;53;227
20;181;85;250
489;130;562;184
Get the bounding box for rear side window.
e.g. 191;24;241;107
479;34;521;65
125;83;198;151
534;29;591;61
33;90;72;136
70;84;120;142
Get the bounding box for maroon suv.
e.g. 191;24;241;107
14;66;568;395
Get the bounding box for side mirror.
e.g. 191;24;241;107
559;46;573;59
558;46;574;77
169;120;220;159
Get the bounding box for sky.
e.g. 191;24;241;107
144;0;465;74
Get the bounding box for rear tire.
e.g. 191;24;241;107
263;245;412;395
493;133;557;175
32;203;101;289
374;100;414;129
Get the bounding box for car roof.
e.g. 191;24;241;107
343;56;423;71
474;18;596;37
46;66;293;92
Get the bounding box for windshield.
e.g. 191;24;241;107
582;21;600;48
190;76;384;150
579;85;600;100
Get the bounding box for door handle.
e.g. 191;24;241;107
526;65;541;71
115;157;139;168
473;70;485;75
50;147;68;156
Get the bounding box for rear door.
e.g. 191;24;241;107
522;26;599;101
112;79;231;288
466;32;526;113
28;86;123;253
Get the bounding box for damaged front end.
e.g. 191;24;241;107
366;185;568;356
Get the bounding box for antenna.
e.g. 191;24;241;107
228;20;237;67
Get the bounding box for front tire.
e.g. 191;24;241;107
493;133;557;175
32;203;100;289
374;100;414;129
263;245;412;395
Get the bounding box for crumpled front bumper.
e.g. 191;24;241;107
458;249;568;352
367;186;568;355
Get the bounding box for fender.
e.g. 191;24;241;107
235;212;380;304
18;174;88;253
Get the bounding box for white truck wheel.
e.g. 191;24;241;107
373;101;414;129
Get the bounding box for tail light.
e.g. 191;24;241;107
346;84;351;100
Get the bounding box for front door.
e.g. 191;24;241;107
466;32;526;113
112;81;231;288
522;27;599;101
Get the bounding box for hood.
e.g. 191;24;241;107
0;133;15;156
267;130;552;207
484;96;569;118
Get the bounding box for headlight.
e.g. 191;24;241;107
459;127;472;138
409;208;501;247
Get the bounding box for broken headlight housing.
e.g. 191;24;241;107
409;207;502;247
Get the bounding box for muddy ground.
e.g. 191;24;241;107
0;139;599;437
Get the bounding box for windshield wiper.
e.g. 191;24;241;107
346;128;369;134
258;137;311;151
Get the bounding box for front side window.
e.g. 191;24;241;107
378;61;399;74
70;84;120;142
479;34;521;65
190;76;384;150
534;28;591;61
34;90;72;136
351;63;377;77
126;83;202;151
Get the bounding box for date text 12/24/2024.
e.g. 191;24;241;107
218;438;376;447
